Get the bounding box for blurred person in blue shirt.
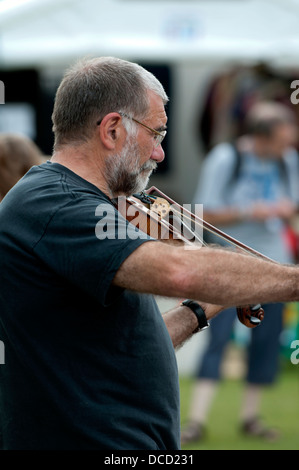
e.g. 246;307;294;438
182;101;299;444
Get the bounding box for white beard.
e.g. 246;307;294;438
104;139;157;196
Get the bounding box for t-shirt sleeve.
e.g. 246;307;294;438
33;196;154;305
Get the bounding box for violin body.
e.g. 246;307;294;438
114;186;267;329
116;195;184;244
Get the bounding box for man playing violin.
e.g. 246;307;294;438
0;57;298;450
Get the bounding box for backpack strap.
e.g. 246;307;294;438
228;142;242;186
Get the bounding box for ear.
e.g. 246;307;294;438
97;113;125;150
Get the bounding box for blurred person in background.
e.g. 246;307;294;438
0;133;44;201
182;101;299;445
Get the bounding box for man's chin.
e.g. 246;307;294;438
133;174;151;195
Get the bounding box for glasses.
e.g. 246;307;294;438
120;112;166;148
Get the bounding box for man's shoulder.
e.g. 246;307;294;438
0;162;112;239
13;162;110;210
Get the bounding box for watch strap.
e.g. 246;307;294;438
181;299;210;332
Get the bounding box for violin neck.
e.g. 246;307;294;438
145;186;273;262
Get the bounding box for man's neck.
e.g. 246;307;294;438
51;145;111;197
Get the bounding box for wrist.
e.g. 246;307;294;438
181;299;210;333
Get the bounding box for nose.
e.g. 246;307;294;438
151;144;165;163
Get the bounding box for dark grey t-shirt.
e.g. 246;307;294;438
0;162;180;450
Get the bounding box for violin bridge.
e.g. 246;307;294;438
149;197;171;218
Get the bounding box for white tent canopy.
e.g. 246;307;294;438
1;0;299;222
1;0;299;69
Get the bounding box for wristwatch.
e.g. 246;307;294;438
181;299;210;332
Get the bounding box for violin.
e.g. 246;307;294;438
115;186;266;329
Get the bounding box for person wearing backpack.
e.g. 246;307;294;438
182;101;299;444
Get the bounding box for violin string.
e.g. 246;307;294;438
170;206;256;256
147;193;253;255
150;207;204;246
145;192;272;261
146;195;207;246
145;192;245;254
171;207;248;252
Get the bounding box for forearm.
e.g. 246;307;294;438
113;241;299;307
203;208;247;227
176;246;299;307
163;305;198;349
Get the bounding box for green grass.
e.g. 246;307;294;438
180;364;299;450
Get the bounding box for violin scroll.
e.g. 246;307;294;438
236;304;264;328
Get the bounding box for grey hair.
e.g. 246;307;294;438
52;56;168;150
